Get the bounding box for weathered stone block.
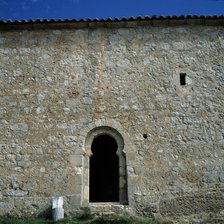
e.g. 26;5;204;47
3;190;28;197
69;155;83;167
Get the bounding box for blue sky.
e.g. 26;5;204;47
0;0;223;21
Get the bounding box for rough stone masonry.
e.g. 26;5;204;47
0;17;224;223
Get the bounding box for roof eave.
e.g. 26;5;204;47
0;15;223;30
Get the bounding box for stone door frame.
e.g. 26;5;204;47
80;119;132;206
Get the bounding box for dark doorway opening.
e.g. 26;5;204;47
89;135;119;202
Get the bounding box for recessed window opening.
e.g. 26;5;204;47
90;135;119;202
180;73;186;86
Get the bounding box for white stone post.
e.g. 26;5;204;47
52;196;64;221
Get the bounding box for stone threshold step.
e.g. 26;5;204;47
89;203;131;215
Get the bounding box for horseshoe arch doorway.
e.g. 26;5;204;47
89;134;119;202
84;126;128;205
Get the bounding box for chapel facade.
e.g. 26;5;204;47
0;16;224;223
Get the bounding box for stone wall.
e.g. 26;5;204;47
0;21;224;223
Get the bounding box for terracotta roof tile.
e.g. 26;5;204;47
0;15;223;24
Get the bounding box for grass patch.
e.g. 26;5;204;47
0;216;159;224
0;209;160;224
89;215;158;224
55;214;159;224
0;216;160;224
0;218;52;224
